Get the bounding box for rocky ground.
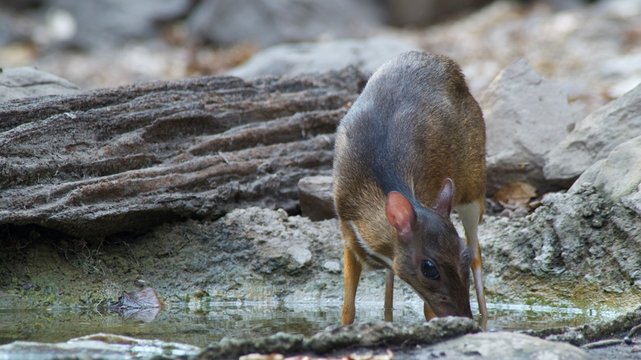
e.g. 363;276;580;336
2;0;641;359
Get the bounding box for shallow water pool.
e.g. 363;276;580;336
0;300;620;347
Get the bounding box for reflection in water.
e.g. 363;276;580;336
103;287;162;323
0;301;620;347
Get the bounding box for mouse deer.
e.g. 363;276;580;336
333;51;487;325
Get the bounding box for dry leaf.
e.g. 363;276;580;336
493;181;537;209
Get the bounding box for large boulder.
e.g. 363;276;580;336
188;0;382;48
571;136;641;201
0;67;79;102
422;332;592;360
227;37;418;78
480;184;641;301
544;82;641;183
480;59;575;194
0;68;365;237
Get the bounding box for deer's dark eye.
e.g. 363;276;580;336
421;259;440;280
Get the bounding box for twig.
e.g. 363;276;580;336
581;339;623;349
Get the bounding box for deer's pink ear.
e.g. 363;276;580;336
386;191;415;238
434;178;455;217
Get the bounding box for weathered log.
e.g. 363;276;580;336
0;68;367;237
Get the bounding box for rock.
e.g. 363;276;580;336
322;260;341;274
0;13;18;46
188;0;382;48
544;82;641;183
0;333;200;359
0;68;367;237
572;136;641;201
480;59;576;194
217;208;336;282
46;0;191;48
621;190;641;219
298;175;335;221
0;0;43;10
196;318;480;359
382;0;491;27
106;287;162;322
480;185;641;303
526;306;641;348
419;332;593;359
287;245;312;269
0;67;79;102
227;37;418;78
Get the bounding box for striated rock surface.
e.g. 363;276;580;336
0;68;367;237
481;185;641;300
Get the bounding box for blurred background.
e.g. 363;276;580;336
1;0;640;113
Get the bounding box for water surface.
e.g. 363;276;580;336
0;301;619;347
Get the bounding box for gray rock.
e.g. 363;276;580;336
621;190;641;219
418;331;593;359
480;185;641;300
0;0;43;10
0;13;18;46
227;37;418;78
188;0;382;48
0;68;364;237
47;0;191;48
322;260;341;274
544;82;641;182
0;333;200;360
298;175;335;221
287;245;312;269
199;318;480;359
480;59;575;193
383;0;490;27
0;67;79;102
572;136;641;201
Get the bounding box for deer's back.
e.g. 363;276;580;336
334;51;485;220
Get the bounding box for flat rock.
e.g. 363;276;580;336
544;82;641;182
188;0;383;48
413;331;593;359
227;37;418;78
298;175;335;221
0;67;79;102
572;135;641;201
0;333;200;360
480;59;575;194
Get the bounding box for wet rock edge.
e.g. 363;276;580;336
193;317;480;359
